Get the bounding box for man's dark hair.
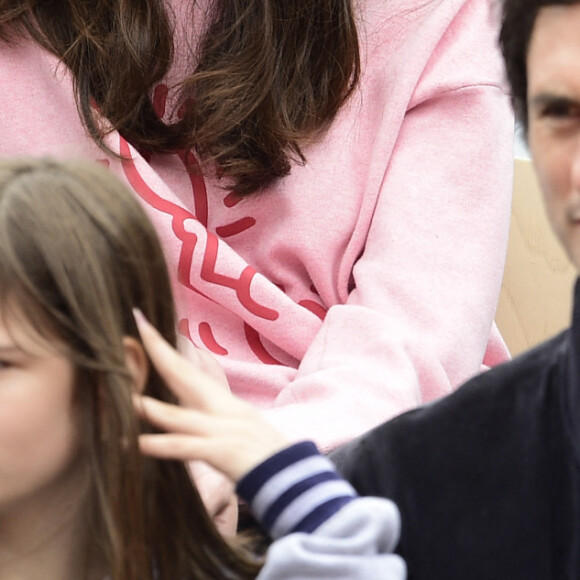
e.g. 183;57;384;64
500;0;577;133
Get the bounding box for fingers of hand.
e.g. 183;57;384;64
133;394;212;438
191;461;235;510
212;494;239;537
190;461;237;532
177;335;229;386
195;348;230;388
138;433;215;464
139;432;259;482
135;393;291;481
133;311;226;410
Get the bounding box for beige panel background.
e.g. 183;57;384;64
496;159;577;357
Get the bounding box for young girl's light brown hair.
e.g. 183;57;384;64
0;157;261;579
0;0;360;196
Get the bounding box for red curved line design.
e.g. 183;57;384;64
244;323;284;365
177;318;194;342
200;232;237;288
200;234;279;320
198;322;228;355
177;318;205;351
299;300;327;321
216;217;256;238
237;267;279;321
120;138;193;220
178;150;209;228
153;84;169;119
121;138;213;306
223;191;242;208
177;97;195;120
119;136;280;321
176;236;200;289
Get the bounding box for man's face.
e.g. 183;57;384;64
527;4;580;269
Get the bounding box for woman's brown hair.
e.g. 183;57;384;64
0;0;360;196
0;157;261;579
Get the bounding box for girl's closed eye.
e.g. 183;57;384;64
0;345;30;371
0;351;17;369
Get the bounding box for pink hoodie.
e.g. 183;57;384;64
0;0;513;450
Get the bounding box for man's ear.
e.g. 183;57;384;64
123;336;148;394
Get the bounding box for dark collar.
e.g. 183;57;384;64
563;277;580;455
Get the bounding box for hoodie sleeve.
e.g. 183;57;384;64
237;441;406;580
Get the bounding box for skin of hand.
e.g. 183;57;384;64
132;309;290;483
175;335;239;536
188;460;238;536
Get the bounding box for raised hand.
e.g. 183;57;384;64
132;309;289;483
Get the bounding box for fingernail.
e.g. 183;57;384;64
132;308;147;327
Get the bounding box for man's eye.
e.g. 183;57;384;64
540;101;580;119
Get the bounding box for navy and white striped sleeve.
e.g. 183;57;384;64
236;441;359;539
238;441;406;580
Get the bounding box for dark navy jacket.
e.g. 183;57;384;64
332;280;580;579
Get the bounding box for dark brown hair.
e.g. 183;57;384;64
0;158;261;579
0;0;360;196
499;0;577;132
